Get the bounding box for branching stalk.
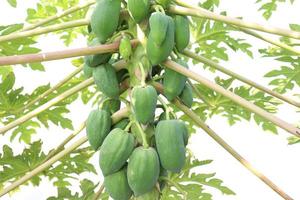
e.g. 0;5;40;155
21;0;96;31
92;184;105;200
170;2;300;40
163;59;300;137
0;40;139;66
152;82;294;200
187;79;213;107
183;50;300;108
0;19;89;43
0;107;129;198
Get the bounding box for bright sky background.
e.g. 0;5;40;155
0;0;300;200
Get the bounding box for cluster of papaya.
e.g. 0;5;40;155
83;0;194;199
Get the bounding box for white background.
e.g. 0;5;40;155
0;0;300;199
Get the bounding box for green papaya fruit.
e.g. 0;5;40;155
104;168;133;200
113;118;130;130
99;128;135;176
163;59;188;101
128;0;150;23
155;120;186;172
84;38;112;68
132;85;158;124
93;63;120;99
178;120;189;146
147;16;175;65
86;109;111;150
155;0;171;8
174;15;190;52
148;12;169;46
135;188;160;200
91;0;121;43
83;63;93;79
127;147;160;196
179;84;193;108
119;36;133;60
102;98;121;114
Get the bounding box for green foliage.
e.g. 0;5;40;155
161;154;235;199
256;0;294;19
6;0;17;8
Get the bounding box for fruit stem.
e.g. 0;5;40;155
163;59;300;137
125;121;133;132
187;79;213;107
170;1;300;40
158;96;171;120
134;121;149;148
139;63;147;86
161;177;187;199
183;50;300;108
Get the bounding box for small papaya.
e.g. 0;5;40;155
102;98;121;114
155;0;171;8
132;85;158;124
179;84;193;108
148;12;169;46
93;63;120;99
112;118;130;130
128;0;150;23
83;63;93;79
104;168;133;200
84;38;112;68
91;0;121;43
99;128;135;176
86;109;111;150
155;120;186;172
147;16;175;65
163;59;188;101
119;36;133;60
174;15;190;52
127;147;160;196
135;188;160;200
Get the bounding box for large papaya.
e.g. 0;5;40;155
163;59;188;101
91;0;121;43
127;147;160;196
179;83;193;108
104;168;133;200
132;85;157;124
102;98;121;114
84;38;112;68
93;63;120;99
135;188;160;200
155;120;186;172
174;15;190;52
147;16;175;65
99;128;135;176
148;12;169;46
128;0;150;23
86;109;111;150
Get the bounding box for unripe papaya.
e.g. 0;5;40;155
119;36;133;60
104;168;133;200
174;15;190;52
84;38;112;68
91;0;121;43
155;0;171;8
102;98;121;114
112;118;130;130
128;0;150;23
163;59;188;101
86;109;111;150
132;85;158;124
148;12;169;46
178;121;189;146
127;147;160;196
93;63;120;99
83;63;93;79
155;120;186;172
99;128;135;176
179;84;193;108
135;188;160;200
147;16;175;65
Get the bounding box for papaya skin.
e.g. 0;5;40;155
128;0;150;23
174;15;190;52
